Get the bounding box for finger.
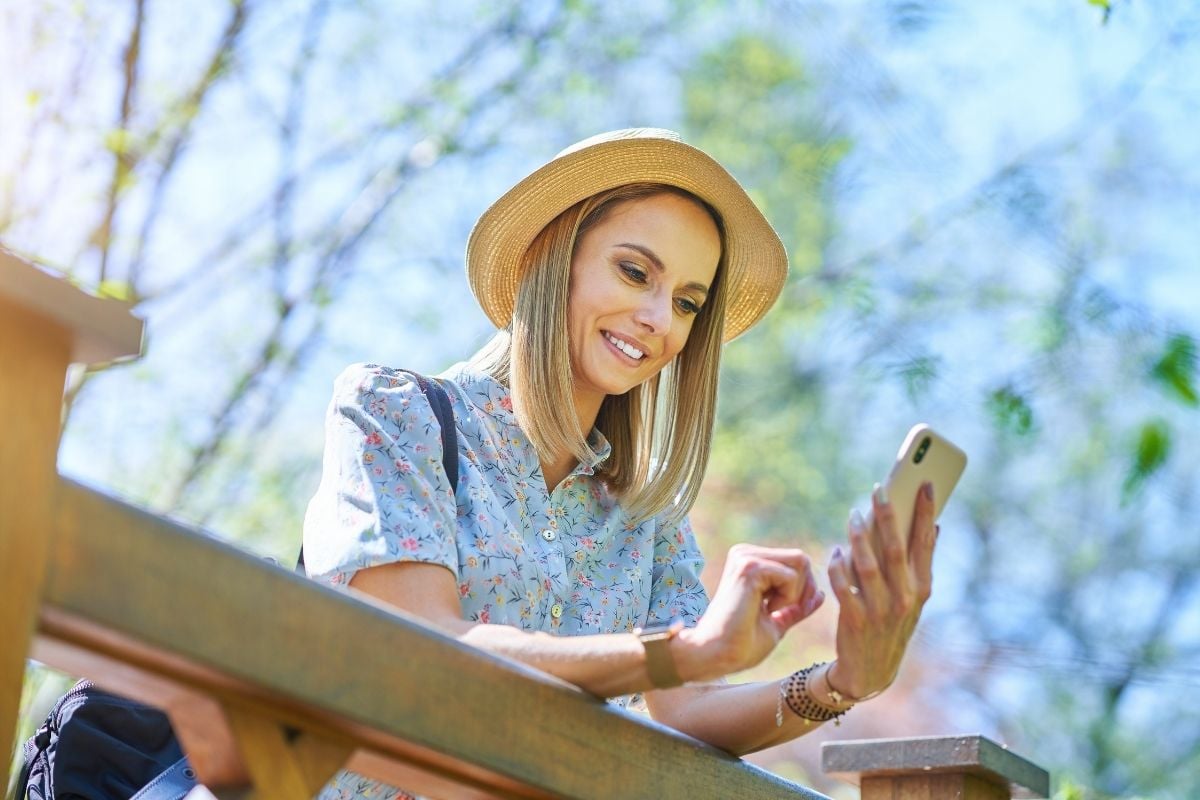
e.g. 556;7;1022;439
772;565;817;614
770;587;824;631
910;482;937;599
736;545;815;578
742;556;806;609
764;552;822;618
847;508;889;617
765;558;821;632
827;546;865;622
872;482;907;586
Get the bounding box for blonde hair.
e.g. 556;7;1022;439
470;183;728;525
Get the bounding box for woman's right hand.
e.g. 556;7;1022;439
678;544;824;682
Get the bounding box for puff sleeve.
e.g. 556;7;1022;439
645;515;710;628
302;364;459;585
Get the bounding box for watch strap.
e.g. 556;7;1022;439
636;621;685;689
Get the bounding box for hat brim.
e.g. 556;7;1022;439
466;131;788;342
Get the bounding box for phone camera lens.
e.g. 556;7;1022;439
914;436;931;464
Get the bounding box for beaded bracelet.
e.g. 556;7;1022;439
774;662;852;727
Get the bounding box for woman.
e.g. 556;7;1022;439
303;129;936;797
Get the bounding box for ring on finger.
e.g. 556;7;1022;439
848;585;861;596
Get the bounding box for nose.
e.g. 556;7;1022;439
632;289;673;335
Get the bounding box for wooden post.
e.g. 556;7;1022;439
0;249;141;785
822;735;1050;800
223;703;351;798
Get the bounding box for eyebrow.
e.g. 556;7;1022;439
616;243;710;296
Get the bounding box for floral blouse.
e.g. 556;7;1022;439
302;362;710;799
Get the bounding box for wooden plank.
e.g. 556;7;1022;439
862;774;1011;800
823;735;1048;799
223;704;317;799
31;634;251;786
42;480;829;800
0;296;71;787
34;625;544;799
0;248;143;364
290;733;355;794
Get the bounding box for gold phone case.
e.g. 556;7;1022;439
867;424;968;534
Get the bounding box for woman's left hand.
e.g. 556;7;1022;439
825;481;938;700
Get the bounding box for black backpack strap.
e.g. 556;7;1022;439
129;756;197;800
403;370;459;494
297;369;459;575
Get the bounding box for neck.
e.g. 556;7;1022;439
540;388;604;491
572;385;604;439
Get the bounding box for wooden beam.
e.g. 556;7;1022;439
0;295;71;786
0;248;143;365
0;249;142;785
860;773;1011;800
223;704;324;799
822;735;1050;800
290;733;355;794
33;625;546;799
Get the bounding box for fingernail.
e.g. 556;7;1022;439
831;545;843;561
874;482;889;506
923;481;934;501
849;508;865;531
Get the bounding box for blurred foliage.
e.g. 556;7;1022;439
1121;417;1170;502
1150;332;1198;407
986;385;1037;438
672;5;1200;799
3;1;1199;797
685;34;860;553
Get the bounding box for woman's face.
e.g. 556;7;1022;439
566;192;721;405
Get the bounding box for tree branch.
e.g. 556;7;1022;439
95;0;146;284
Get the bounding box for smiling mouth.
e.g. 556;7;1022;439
604;331;646;361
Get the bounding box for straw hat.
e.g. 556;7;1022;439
466;128;788;342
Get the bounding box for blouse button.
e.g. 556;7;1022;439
540;529;557;542
551;603;563;619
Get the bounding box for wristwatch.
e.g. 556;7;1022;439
634;620;685;689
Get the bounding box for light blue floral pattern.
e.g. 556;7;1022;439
303;362;709;799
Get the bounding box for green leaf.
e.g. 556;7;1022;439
1150;333;1198;407
1052;778;1087;800
103;128;133;155
1121;418;1171;502
986;385;1035;437
97;280;135;302
898;355;940;401
1086;0;1113;24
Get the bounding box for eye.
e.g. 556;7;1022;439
675;297;702;315
619;261;648;283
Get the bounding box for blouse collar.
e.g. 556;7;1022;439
447;361;613;472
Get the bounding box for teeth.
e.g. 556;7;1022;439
605;332;644;360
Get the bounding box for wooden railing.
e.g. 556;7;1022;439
1;247;1049;799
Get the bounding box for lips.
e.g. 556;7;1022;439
603;331;646;361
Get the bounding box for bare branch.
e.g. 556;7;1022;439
127;0;253;289
162;7;574;514
95;0;146;284
139;3;532;306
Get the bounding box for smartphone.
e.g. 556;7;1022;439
865;424;968;538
